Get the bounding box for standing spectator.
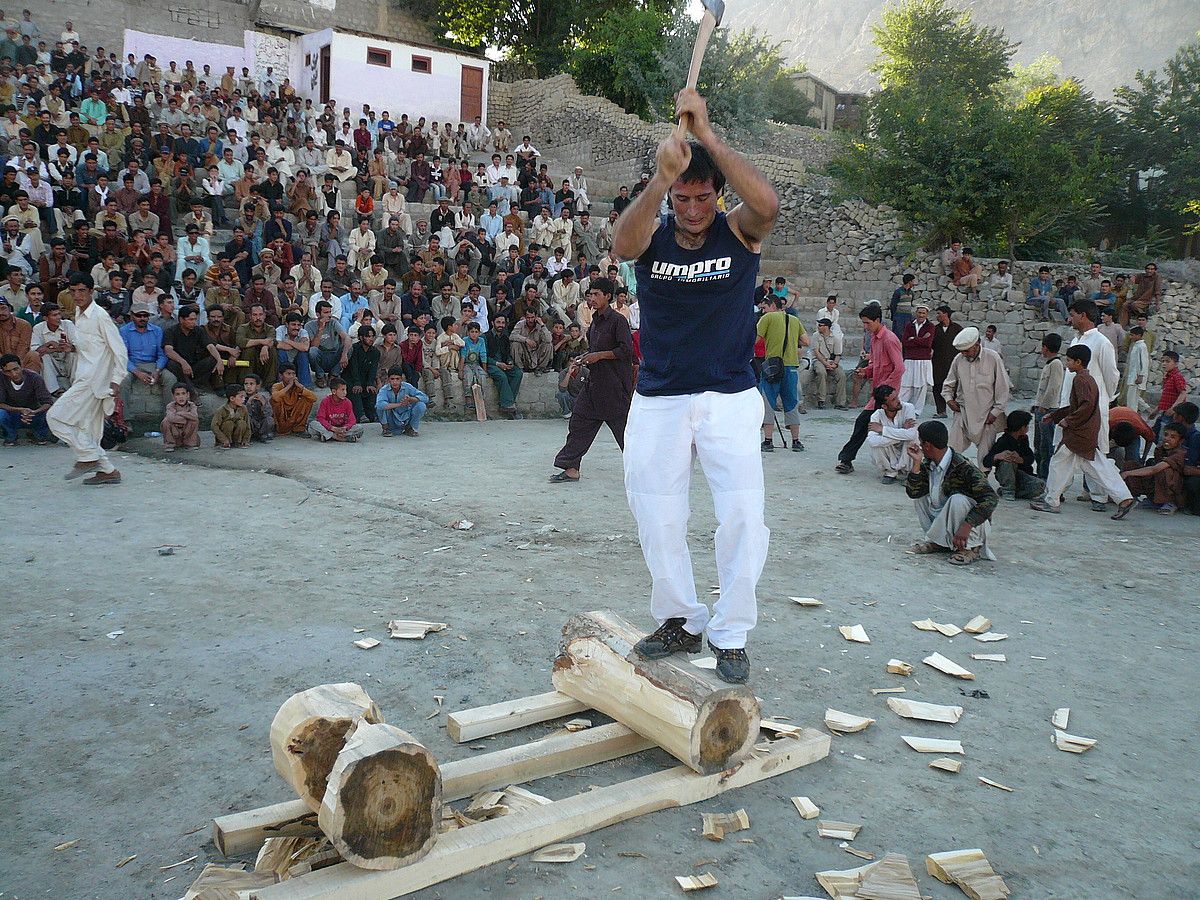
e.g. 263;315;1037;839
485;314;522;418
836;304;904;475
899;301;934;413
941;326;1011;465
1031;333;1064;479
343;325;380;422
1122;326;1149;411
930;305;962;419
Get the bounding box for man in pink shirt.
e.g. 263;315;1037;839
836;303;904;475
307;376;365;442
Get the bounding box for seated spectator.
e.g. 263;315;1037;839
866;385;919;483
375;365;428;437
161;384;200;451
981;409;1044;501
305;300;350;388
1027;266;1065;321
951;247;981;294
235;303;278;387
1108;405;1157;468
1091;278;1117;313
271;364;317;435
905;419;998;566
30;302;77;394
164;305;226;391
1121;422;1188;515
242;373;275;443
275;312;312;387
0;352;52;444
211;383;250;449
119;307;176;407
308;376;363;442
510;307;552;373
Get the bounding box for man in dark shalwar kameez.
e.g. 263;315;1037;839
549;276;634;483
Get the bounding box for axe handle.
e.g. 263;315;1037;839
674;10;719;140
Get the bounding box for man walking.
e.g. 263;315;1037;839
835;304;903;475
613;88;778;684
941;326;1010;465
47;274;128;485
549;277;634;482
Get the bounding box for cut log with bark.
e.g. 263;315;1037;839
317;723;442;871
551;611;760;775
270;684;385;813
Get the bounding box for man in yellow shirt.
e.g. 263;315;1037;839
756;295;809;451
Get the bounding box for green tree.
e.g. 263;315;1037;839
570;6;672;117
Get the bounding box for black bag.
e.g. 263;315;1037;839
762;314;790;385
101;396;129;450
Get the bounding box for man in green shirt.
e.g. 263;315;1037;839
756;295;809;452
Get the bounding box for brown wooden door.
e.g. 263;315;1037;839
319;45;331;105
460;65;483;122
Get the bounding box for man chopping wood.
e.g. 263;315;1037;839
612;87;779;684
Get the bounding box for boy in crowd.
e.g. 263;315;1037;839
309;376;363;442
211;383;250;449
271;365;317;435
460;322;487;414
1120;423;1188;515
1030;333;1064;479
435;316;464;412
375;366;428;437
161;383;200;451
343;325;380;423
981;409;1044;501
243;373;275;442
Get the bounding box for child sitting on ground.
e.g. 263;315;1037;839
161;384;200;451
211;384;250;449
981;409;1043;500
243;373;275;442
308;376;364;443
1121;422;1188;515
375;366;429;437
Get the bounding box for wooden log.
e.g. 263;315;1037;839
446;691;587;743
216;723;652;857
270;684;384;812
551;611;760;774
318;723;442;871
249;729;830;899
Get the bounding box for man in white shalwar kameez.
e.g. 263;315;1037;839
1061;299;1120;506
1122;326;1149;411
866;385;920;482
941;326;1010;465
47;275;128;485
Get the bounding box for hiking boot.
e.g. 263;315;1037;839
83;470;121;486
633;618;703;660
708;641;750;684
761;438;774;453
835;460;853;474
791;439;805;452
798;404;809;415
404;426;419;437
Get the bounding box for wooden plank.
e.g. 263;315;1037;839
249;730;831;899
215;723;652;857
446;691;588;743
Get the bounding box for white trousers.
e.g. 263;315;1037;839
624;388;769;649
1042;443;1131;508
899;383;927;414
868;436;914;477
47;395;116;473
915;493;995;560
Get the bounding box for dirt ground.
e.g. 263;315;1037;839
2;410;1197;900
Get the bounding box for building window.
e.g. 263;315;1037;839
412;55;431;74
367;47;392;67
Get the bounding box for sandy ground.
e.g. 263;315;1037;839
2;410;1197;900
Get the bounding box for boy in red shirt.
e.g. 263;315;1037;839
1154;351;1188;442
308;377;364;443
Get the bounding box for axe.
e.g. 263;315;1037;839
674;0;726;139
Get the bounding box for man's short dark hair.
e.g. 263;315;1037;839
589;276;615;297
902;274;915;285
676;141;726;193
936;305;952;315
1006;409;1032;433
1110;421;1138;447
0;353;20;368
858;304;882;322
225;384;243;399
1065;344;1091;366
285;312;304;324
1163;422;1188;441
179;304;200;319
1174;401;1199;425
1069;299;1098;323
1042;333;1062;352
872;385;894;406
1163;350;1180;363
917;420;949;449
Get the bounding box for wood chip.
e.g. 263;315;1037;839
839;624;870;643
816;861;876;899
501;784;553;812
676;872;718;891
972;632;1008;642
160;855;199;871
54;840;80;851
858;852;922;900
760;719;803;737
182;864;276;898
791;796;820;819
352;627;368;633
886;659;914;676
817;821;862;840
902;735;965;754
1051;708;1070;730
530;842;585;863
970;654;1007;662
386;619;449;639
617;851;647;858
962;615;992;634
929;757;963;773
926;849;1011;899
701;809;749;841
886;697;963;724
352;638;381;649
870;686;907;695
789;596;824;607
843;846;876;860
978;776;1014;792
115;855;137;868
912;618;961;636
825;708;876;734
922;652;975;680
563;718;592;732
691;657;718;670
1054;729;1097;753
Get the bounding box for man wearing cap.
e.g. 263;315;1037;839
118;305;175;408
900;301;935;413
941;325;1010;465
46;274;128;485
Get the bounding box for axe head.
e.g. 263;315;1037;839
699;0;725;25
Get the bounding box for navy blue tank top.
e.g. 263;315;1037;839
634;212;760;396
